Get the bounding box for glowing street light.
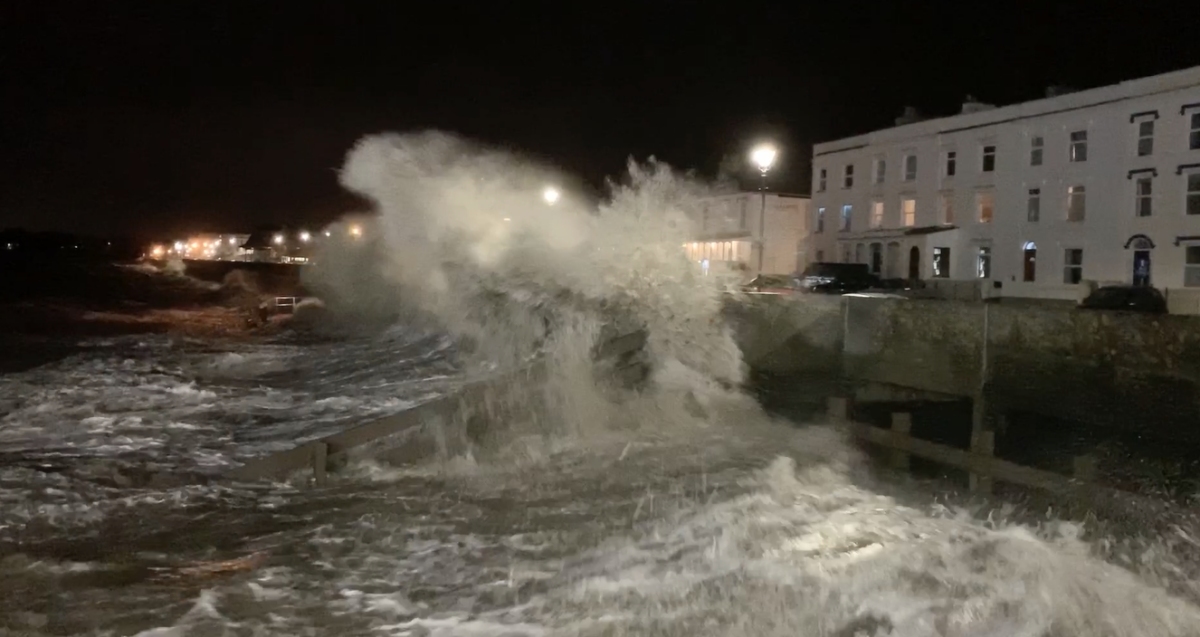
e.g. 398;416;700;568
228;237;238;245
299;230;311;242
349;225;362;238
273;234;284;245
749;143;778;276
324;231;332;237
542;186;560;205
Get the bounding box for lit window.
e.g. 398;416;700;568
1187;246;1200;287
1136;177;1153;217
901;198;916;226
1067;185;1086;221
870;201;884;229
1070;130;1088;162
939;192;955;224
817;169;827;192
1189;174;1200;216
977;247;992;279
945;151;957;177
932;247;951;278
1191;113;1200;151
815;207;825;233
981;145;996;172
903;154;917;181
843;164;854;189
874;158;886;184
1063;248;1083;284
1137;120;1155;156
840;204;853;231
1030;136;1044;166
1027;188;1040;222
976;191;995;223
1022;241;1037;282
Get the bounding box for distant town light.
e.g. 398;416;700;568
229;237;238;245
349;225;362;238
299;231;311;242
151;245;165;257
542;186;561;205
174;241;185;251
273;234;284;245
324;231;332;237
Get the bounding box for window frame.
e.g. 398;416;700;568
1137;119;1155;157
981;145;997;172
1067;184;1086;221
1187;172;1200;216
976;246;992;279
870;200;884;229
1186;245;1200;287
1027;187;1041;223
1069;130;1088;163
1136;176;1153;217
873;157;887;185
938;191;955;225
815;206;825;233
1063;248;1084;284
1030;136;1044;166
901;197;916;227
839;204;853;232
1191;113;1200;151
976;190;995;224
944;150;957;177
903;154;917;181
931;247;951;278
843;164;854;189
817;168;827;193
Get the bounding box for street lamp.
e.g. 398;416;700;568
273;234;284;245
750;143;777;275
542;186;561;205
299;231;311;243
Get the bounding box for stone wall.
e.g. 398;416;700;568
723;294;843;375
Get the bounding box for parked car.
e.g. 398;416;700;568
1078;285;1167;314
741;274;803;295
798;262;877;294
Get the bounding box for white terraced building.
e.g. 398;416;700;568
807;65;1200;312
684;191;810;279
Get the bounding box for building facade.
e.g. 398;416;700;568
807;65;1200;309
684;192;809;279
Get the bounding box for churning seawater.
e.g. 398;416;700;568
5;131;1200;635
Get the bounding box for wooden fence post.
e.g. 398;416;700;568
890;412;912;471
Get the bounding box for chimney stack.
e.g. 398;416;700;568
895;106;923;126
961;95;996;115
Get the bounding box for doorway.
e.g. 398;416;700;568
1133;250;1152;286
908;246;921;280
1022;242;1037;282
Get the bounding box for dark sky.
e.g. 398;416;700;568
4;1;1200;239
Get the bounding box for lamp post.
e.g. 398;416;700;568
750;144;777;275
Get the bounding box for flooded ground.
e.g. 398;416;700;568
4;329;1200;636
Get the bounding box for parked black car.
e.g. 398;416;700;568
1078;285;1167;314
798;262;877;294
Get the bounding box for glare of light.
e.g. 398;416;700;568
324;231;331;237
751;144;778;172
151;245;165;257
174;241;185;251
299;231;311;242
349;225;362;237
229;237;238;245
542;186;560;205
273;234;284;245
189;242;199;251
503;217;511;222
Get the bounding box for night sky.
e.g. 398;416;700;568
4;1;1200;240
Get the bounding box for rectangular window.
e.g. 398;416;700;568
843;165;854;189
1187;246;1200;287
977;191;994;223
870;200;884;229
977;247;992;279
818;169;827;193
815;207;825;233
874;158;886;184
1063;248;1083;284
981;145;996;172
1070;130;1088;162
1030;136;1044;166
1188;174;1200;216
1136;177;1153;217
1137;120;1155;157
1067;185;1086;221
1027;188;1040;222
901;198;916;226
840;204;852;231
1191;113;1200;151
939;192;955;224
932;247;951;278
903;154;917;181
945;151;957;177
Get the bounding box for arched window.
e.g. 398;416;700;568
1022;241;1037;282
